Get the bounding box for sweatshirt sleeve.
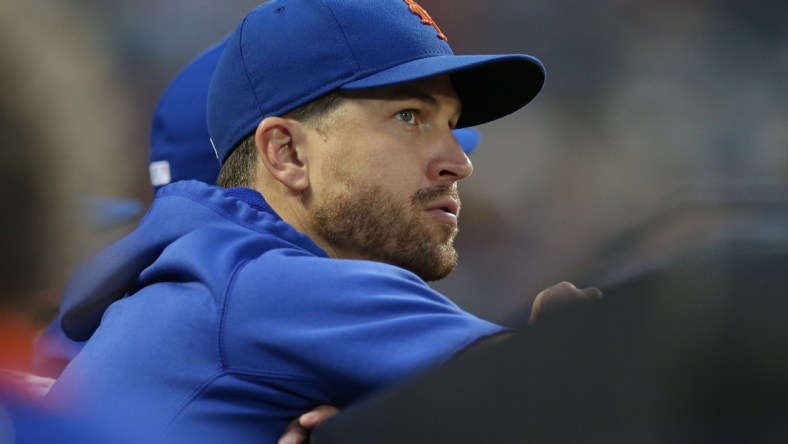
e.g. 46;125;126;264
221;250;506;404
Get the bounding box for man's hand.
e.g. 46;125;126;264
528;281;602;326
278;405;340;444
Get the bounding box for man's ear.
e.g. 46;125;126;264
255;117;309;192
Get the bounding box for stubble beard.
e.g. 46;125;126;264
312;179;460;281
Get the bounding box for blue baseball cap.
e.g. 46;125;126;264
148;41;224;193
208;0;544;164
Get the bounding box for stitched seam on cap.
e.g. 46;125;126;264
237;15;264;147
321;0;362;73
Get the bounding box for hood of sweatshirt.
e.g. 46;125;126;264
58;180;326;341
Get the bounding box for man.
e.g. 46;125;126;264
47;1;599;442
38;36;481;442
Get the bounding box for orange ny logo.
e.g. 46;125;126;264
403;0;447;41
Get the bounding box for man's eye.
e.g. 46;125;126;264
396;110;416;124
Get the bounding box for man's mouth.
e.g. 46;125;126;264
425;197;460;226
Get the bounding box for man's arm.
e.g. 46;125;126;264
278;281;600;443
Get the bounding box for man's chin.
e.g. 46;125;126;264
413;245;458;282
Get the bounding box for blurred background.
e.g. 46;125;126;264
3;0;786;327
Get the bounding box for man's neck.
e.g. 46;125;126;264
250;183;344;259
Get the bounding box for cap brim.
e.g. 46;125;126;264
342;54;545;128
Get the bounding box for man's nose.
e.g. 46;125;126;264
431;133;474;183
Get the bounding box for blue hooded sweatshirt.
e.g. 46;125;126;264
46;181;504;443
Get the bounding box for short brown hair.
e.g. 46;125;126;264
217;91;343;188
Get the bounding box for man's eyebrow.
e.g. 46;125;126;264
382;87;462;117
383;87;441;108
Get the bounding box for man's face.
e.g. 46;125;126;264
305;75;472;281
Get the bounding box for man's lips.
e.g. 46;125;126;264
425;198;460;226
